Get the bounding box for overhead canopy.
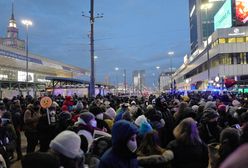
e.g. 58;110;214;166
45;76;89;85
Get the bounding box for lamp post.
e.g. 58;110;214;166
156;66;160;93
115;67;119;94
22;19;32;95
201;3;213;86
168;51;174;91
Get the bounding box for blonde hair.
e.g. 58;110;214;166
173;117;202;145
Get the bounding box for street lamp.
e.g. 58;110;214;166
156;66;160;93
201;3;213;86
168;51;174;91
22;19;32;95
115;67;119;94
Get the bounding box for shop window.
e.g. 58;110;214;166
228;38;236;43
246;37;248;42
237;37;245;43
219;38;226;44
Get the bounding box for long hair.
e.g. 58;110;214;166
174;102;188;119
137;131;164;156
173;117;202;145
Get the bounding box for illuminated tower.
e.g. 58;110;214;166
0;2;25;50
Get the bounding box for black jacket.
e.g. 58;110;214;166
167;140;209;168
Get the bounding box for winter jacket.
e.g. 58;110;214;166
99;120;138;168
167;140;209;168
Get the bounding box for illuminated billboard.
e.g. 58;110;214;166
18;71;34;82
236;0;248;25
214;0;233;30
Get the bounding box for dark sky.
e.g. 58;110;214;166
0;0;190;86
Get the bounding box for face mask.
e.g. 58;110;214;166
89;119;97;128
127;138;137;153
96;113;104;120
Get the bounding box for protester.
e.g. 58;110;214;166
167;117;209;168
99;120;138;168
49;130;84;168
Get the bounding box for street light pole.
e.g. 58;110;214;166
168;51;174;91
22;20;32;95
90;0;95;98
115;67;119;95
82;0;103;97
156;66;160;93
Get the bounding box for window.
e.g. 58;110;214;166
246;37;248;42
228;38;236;43
219;38;226;44
237;37;245;43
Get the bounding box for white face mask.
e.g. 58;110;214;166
89;119;97;128
127;136;137;153
96;113;104;120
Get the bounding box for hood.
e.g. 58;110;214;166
204;101;216;110
112;120;138;156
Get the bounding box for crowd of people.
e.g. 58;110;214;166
0;91;248;167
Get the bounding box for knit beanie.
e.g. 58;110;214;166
135;115;147;127
192;105;199;112
139;121;153;136
202;108;219;121
218;104;226;113
232;100;241;107
220;128;240;144
77;112;95;125
58;112;71;122
105;107;116;119
62;105;68;112
49;130;84;159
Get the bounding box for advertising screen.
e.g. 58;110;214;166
236;0;248;25
214;0;233;30
18;71;34;82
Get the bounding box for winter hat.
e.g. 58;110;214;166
139;121;153;136
105;107;116;119
202;108;219;121
204;101;216;110
146;105;153;110
75;101;84;111
135;115;147;127
220;128;240;144
50;130;84;159
232;100;241;107
77;112;95;125
192;105;199;112
61;105;68;112
218;104;226;113
122;111;132;121
131;101;136;105
58;112;71;122
208;95;213;101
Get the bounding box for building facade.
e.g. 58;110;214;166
174;26;248;91
189;0;225;54
0;3;89;97
133;70;145;93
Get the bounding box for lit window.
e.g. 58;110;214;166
228;38;236;43
219;38;226;44
246;37;248;42
237;37;245;43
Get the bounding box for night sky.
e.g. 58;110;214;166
0;0;190;87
